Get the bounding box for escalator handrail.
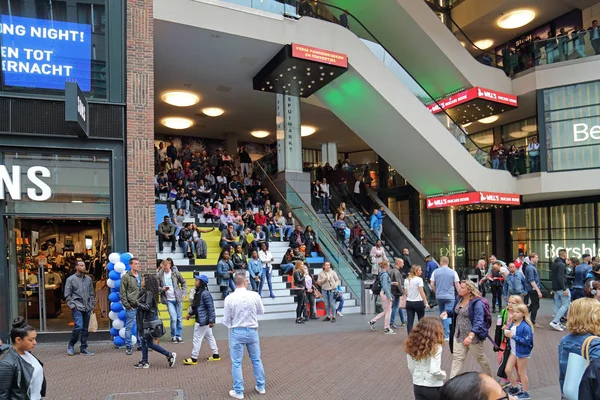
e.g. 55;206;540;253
301;1;492;166
447;15;498;58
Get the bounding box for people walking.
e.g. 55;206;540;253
120;257;142;355
389;258;407;329
502;303;534;400
572;253;592;301
222;271;267;399
183;273;220;365
317;262;341;322
430;256;460;341
258;242;276;298
368;261;395;334
550;249;570;331
157;260;188;343
405;265;430;334
522;253;542;326
0;317;46;399
293;261;307;324
503;263;528;301
64;260;95;356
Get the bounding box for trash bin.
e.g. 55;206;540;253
362;280;375;314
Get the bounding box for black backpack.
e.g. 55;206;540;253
371;273;382;298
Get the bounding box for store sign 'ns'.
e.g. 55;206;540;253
0;165;52;201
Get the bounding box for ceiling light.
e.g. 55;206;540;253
478;116;499;124
462;122;472;127
71;200;83;203
474;39;494;50
509;131;530;139
301;125;316;137
497;9;536;29
251;130;270;138
161;117;194;130
202;107;224;117
161;91;200;107
522;124;537;132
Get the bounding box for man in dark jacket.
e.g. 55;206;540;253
289;226;305;249
388;258;406;329
400;248;412;277
183;274;220;365
550;249;570;331
64;260;95;356
120;257;141;355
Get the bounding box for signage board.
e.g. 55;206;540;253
0;15;91;91
427;87;518;114
0;165;52;201
426;191;520;209
65;81;89;138
291;43;348;68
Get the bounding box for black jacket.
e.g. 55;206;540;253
289;231;306;248
388;268;404;297
551;257;567;291
0;346;47;400
190;288;216;326
136;289;158;336
579;358;600;400
293;270;306;289
232;253;247;269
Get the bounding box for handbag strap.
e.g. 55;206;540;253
582;335;599;363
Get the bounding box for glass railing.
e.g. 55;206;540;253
252;160;363;300
219;0;298;16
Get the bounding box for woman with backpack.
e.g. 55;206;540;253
368;261;396;334
440;280;492;378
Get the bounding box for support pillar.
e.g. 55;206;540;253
321;142;338;166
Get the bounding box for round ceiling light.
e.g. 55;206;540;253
161;91;200;107
509;131;530;139
202;107;224;117
497;9;536;30
474;39;494;50
161;117;194;130
478;115;499;124
522;124;537;132
251;130;270;138
301;125;316;137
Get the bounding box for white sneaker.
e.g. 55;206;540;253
549;321;564;332
384;328;397;335
229;390;244;399
255;386;266;395
336;311;344;317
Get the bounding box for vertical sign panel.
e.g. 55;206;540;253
276;93;285;172
284;95;302;172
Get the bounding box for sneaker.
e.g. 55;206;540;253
295;318;305;324
331;317;336;323
517;391;531;399
255;386;266;395
322;317;331;322
207;355;221;362
168;352;177;368
176;337;184;344
125;349;133;356
368;320;376;330
560;322;567;330
67;345;75;356
134;361;150;369
229;390;244;399
390;323;399;329
80;349;95;356
444;337;450;342
182;358;198;365
500;379;511;389
309;315;319;320
336;311;344;317
384;328;397;335
550;321;564;331
400;322;407;327
270;293;276;299
508;386;521;396
171;337;178;344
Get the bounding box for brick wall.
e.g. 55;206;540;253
126;0;155;271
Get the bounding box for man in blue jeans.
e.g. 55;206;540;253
550;249;570;331
389;258;406;328
64;260;95;356
222;271;266;399
157;260;188;343
430;256;460;341
120;257;142;355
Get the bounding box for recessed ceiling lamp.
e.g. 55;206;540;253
474;39;494;50
251;130;270;138
522;124;537;132
497;9;536;30
71;200;83;203
161;91;200;107
202;107;224;117
479;116;499;124
509;131;530;139
161;117;194;130
301;125;316;137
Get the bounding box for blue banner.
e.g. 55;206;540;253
1;15;91;91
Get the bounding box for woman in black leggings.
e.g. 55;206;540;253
404;265;430;334
292;261;307;324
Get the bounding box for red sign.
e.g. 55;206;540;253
427;87;518;114
426;191;520;209
291;43;348;68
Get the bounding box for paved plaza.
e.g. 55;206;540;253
35;298;563;399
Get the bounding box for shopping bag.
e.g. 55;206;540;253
399;294;407;309
88;312;98;333
563;335;599;400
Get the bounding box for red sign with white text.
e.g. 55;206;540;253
291;43;348;68
427;87;518;114
426;191;520;209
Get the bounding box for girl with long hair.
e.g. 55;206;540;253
497;295;525;388
503;303;533;399
292;261;307;324
404;265;429;334
405;317;447;400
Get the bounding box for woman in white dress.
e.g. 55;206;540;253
369;239;388;274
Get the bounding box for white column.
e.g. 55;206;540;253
321;142;338;166
276;94;302;172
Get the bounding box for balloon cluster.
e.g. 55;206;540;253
106;252;137;348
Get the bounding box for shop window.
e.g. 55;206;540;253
466;212;492;268
77;3;105;33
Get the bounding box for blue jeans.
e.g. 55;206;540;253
389;295;406;325
552;290;571;324
166;300;183;339
230;328;266;395
373;225;382;240
284;226;294;238
222;279;236;297
322;289;335;317
437;298;454;339
322;196;330;213
176;199;189;212
281;263;295;274
529;154;540;172
258;268;273;296
68;309;90;350
125;308;137;350
492;158;499;169
140;336;171;363
336;294;344;312
182;240;195;255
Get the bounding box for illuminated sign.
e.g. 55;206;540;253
0;165;52;201
291;43;348;68
427;87;518;114
426;191;520;209
0;15;91;91
544;243;600;259
65;81;89;138
573;123;600;143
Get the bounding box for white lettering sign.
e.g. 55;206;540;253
573;123;600;143
77;95;86;122
544;243;600;259
0;165;52;201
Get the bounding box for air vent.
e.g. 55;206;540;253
216;85;232;93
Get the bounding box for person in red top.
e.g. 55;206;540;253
254;209;268;234
514;252;525;269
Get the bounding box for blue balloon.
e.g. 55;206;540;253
113;279;121;290
114;336;125;347
125;264;131;271
110;328;119;337
120;253;133;264
111;287;120;293
108;270;121;281
108;292;120;303
110;302;123;313
106;262;115;272
118;310;127;321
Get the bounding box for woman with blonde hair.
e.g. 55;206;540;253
404;265;429;334
405;317;447;400
496;295;525;388
441;280;492;378
558;298;600;395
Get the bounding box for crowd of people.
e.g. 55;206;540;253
489;137;540;175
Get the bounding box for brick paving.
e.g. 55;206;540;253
34;303;565;400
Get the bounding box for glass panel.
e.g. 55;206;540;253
220;0;298;17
